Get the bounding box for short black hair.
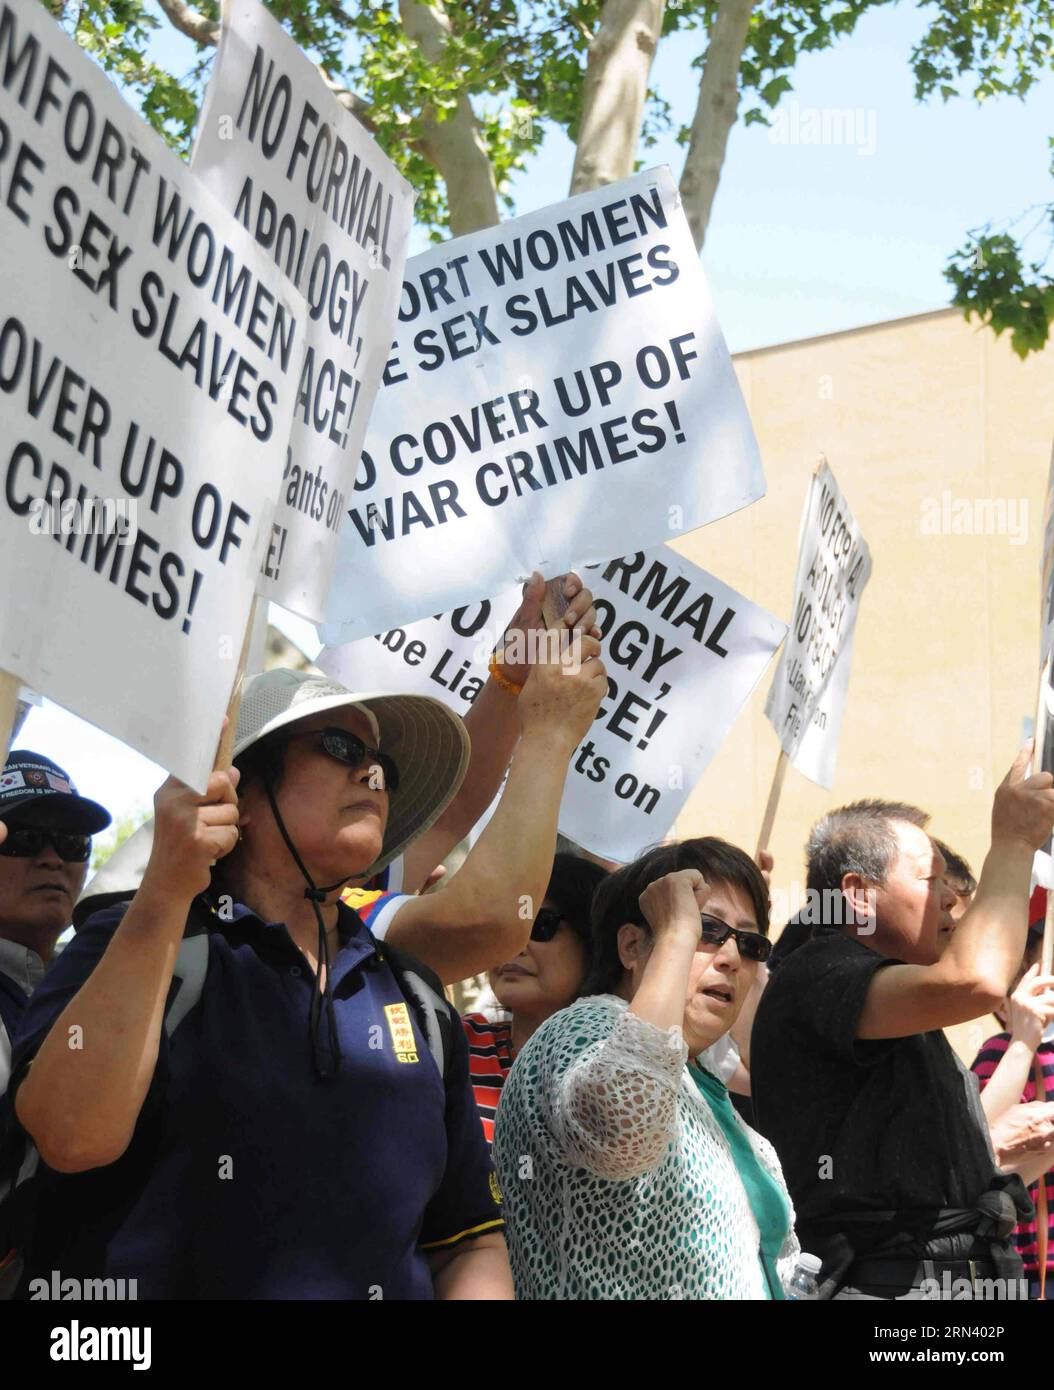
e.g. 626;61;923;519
580;837;769;998
932;838;976;895
806;799;930;898
232;731;288;790
545;854;608;944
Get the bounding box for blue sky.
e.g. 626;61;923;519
20;0;1053;847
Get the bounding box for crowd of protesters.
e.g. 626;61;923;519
2;571;1054;1301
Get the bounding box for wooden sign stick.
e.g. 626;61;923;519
0;671;22;760
756;749;789;861
214;596;258;771
540;575;571;631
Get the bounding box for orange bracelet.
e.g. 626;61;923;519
488;654;524;695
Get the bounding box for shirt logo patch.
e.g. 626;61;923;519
489;1172;502;1206
384;1002;419;1063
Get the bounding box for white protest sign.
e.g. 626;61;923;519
0;0;305;791
319;584;521;710
320;547;786;863
764;462;872;789
320;167;766;643
193;0;413;622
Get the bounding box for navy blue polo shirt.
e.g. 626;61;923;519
9;900;503;1299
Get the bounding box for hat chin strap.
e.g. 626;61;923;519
263;775;352;1080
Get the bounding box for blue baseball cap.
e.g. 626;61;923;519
0;749;111;833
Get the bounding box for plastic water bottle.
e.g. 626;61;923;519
784;1253;822;1300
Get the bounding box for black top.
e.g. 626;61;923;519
752;927;1004;1253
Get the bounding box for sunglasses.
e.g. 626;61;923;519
699;913;771;963
0;827;91;863
530;907;566;943
312;727;400;795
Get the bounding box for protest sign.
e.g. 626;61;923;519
192;0;413;622
320;167;766;643
763;461;872;790
321;547;786;863
0;0;305;790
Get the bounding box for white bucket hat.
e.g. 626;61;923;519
76;668;469;925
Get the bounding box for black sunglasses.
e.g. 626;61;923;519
0;827;91;863
699;913;771;963
309;726;400;794
530;907;566;943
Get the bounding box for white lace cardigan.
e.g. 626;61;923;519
492;994;800;1300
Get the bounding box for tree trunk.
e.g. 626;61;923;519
398;0;501;235
679;0;756;249
570;0;666;195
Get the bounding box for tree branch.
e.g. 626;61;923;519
678;0;757;249
569;0;666;196
398;0;501;235
155;0;220;46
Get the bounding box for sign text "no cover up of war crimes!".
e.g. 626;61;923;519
321;167;766;643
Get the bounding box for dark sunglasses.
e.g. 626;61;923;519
0;827;91;863
311;726;400;794
699;913;771;963
530;907;566;943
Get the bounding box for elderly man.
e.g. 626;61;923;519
752;746;1054;1300
0;751;110;1093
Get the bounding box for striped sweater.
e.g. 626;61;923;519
971;1033;1054;1277
462;1013;515;1147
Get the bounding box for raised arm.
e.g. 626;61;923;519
14;770;239;1173
858;745;1054;1039
553;870;707;1181
399;572;598;892
979;965;1054;1123
386;632;606;982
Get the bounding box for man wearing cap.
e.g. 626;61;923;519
10;640;604;1298
0;752;109;1096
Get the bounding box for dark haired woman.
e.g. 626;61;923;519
493;837;798;1300
462;853;608;1145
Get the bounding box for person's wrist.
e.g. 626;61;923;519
488;657;525;695
651;917;702;947
989;830;1044;858
140;856;204;909
517;720;578;755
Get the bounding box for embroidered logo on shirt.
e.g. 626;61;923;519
384;1002;419;1063
489;1172;502;1206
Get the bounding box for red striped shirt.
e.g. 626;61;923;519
462;1013;514;1147
971;1033;1054;1275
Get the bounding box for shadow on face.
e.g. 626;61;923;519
0;825;88;954
235;708;391;888
489;897;589;1023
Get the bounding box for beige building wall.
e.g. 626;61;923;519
672;307;1054;1062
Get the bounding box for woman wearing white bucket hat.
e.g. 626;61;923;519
10;637;605;1299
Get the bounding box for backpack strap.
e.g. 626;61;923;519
380;943;455;1086
164;934;210;1037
